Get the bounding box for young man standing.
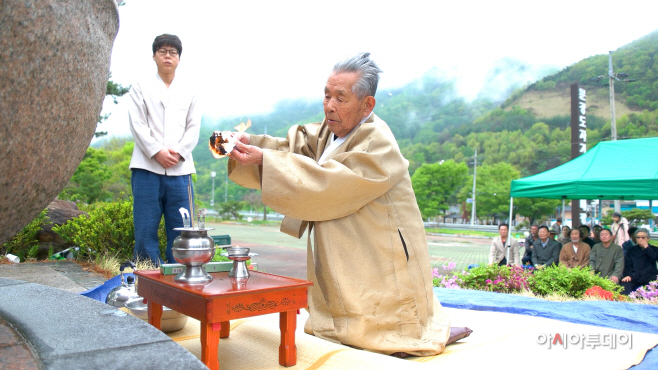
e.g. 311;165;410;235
128;34;201;265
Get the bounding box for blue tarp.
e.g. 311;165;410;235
80;273;134;304
435;288;658;369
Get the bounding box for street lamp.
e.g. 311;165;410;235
210;171;216;207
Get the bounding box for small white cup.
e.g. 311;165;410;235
6;254;20;263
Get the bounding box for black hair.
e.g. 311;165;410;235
628;226;638;237
571;228;583;238
600;228;613;237
538;225;549;232
498;223;509;230
152;34;182;57
579;225;591;232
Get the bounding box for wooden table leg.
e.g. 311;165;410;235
279;310;297;367
147;301;163;330
220;321;230;338
201;321;220;370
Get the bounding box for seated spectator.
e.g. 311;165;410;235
522;225;538;266
531;225;561;268
622;226;638;256
549;230;557;241
621;228;658;295
579;225;597;248
489;223;520;266
521;225;539;266
592;225;603;244
559;229;591;268
589;228;624;284
557;225;571;246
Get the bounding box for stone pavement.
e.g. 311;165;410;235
0;260;107;293
0;275;206;370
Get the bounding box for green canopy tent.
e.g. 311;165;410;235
510;137;658;200
502;137;658;261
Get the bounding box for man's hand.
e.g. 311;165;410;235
168;148;182;161
622;276;632;282
610;276;620;284
154;148;179;168
229;140;263;165
232;132;251;145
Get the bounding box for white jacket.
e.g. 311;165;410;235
128;73;201;176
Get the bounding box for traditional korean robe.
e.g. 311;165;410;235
559;241;591;268
228;114;450;356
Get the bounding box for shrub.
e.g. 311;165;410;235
53;198;166;261
529;265;622;298
433;263;624;300
460;264;532;293
1;210;50;260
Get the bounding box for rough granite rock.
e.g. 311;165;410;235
0;0;119;245
36;199;87;258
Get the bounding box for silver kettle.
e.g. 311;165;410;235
106;261;139;307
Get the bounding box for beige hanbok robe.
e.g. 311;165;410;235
559;242;591;268
228;114;450;356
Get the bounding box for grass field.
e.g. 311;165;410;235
427;228;498;238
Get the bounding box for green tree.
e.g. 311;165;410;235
411;160;468;219
96;74;130;137
60;147;112;203
471;163;520;221
622;208;656;224
218;201;246;220
515;198;561;226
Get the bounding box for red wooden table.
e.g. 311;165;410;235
135;270;312;370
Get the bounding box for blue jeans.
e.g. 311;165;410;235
131;169;193;265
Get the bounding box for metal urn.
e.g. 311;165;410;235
106;261;139;307
171;208;215;284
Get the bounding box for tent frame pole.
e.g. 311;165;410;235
507;197;514;264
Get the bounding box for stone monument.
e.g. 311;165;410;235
0;0;119;245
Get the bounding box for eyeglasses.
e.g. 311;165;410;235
157;48;179;57
636;236;648;239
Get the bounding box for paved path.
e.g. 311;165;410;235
0;260;106;293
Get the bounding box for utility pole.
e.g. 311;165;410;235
608;52;617;142
594;51;635;214
470;149;477;225
224;172;228;203
608;51;620;213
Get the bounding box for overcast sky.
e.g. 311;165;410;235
98;0;658;141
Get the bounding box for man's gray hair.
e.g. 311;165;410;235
332;52;382;99
635;228;651;238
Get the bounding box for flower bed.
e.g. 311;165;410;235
433;263;630;302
